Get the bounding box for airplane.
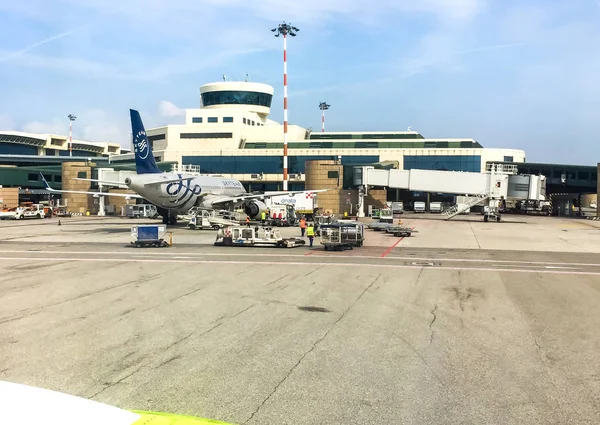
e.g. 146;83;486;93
41;109;326;224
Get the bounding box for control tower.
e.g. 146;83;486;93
200;81;274;119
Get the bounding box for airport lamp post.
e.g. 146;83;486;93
319;102;330;132
68;114;77;157
272;22;299;191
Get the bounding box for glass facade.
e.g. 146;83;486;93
243;140;483;149
0;143;37;155
180;132;233;139
201;91;273;107
58;150;98;157
148;134;166;142
404;155;482;172
310;133;424;140
182;155;379;174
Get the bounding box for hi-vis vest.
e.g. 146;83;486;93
306;226;315;236
261;212;266;220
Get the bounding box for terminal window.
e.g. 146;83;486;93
192;117;203;123
404;155;481;173
180;132;233;139
28;173;38;181
504;156;514;162
201;90;273;107
223;117;234;123
77;172;87;179
243;118;247;124
181;154;380;175
207;117;218;123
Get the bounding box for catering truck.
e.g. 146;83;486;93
264;192;318;219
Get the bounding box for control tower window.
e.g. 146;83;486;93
201;91;273;107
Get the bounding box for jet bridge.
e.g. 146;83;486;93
354;163;546;221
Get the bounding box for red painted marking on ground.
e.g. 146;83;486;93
304;251;314;256
381;237;404;258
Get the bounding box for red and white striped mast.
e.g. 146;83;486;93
319;102;330;132
67;114;76;157
272;22;299;191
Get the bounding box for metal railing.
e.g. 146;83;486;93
443;191;490;220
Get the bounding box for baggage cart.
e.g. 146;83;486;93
319;223;365;251
384;225;418;237
131;225;170;248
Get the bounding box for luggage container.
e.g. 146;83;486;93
131;225;171;248
319;223;365;251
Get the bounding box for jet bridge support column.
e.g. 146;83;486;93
358;185;367;218
98;183;106;216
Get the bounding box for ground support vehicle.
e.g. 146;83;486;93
384;225;418;237
320;223;365;251
130;225;171;248
188;210;240;230
214;226;305;248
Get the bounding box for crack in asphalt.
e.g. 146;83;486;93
242;273;381;424
429;304;438;345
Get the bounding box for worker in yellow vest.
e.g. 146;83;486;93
306;222;315;247
261;211;266;225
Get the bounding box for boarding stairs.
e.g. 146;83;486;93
443;191;490;220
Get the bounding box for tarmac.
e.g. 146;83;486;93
1;213;600;424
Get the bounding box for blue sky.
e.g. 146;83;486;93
0;0;599;165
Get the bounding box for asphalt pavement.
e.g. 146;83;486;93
1;216;600;424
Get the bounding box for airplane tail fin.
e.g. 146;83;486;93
40;172;52;190
130;109;162;174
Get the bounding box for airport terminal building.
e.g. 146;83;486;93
1;79;597;216
110;81;526;192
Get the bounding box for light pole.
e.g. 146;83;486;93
272;22;299;191
68;114;76;157
319;102;330;132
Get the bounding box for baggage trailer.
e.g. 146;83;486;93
384;225;417;237
131;225;170;248
320;223;365;251
214;226;305;248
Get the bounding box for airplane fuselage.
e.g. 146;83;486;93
125;173;247;213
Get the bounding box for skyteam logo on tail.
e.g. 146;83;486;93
134;130;149;160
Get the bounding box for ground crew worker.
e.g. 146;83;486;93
261;210;266;225
299;217;307;237
246;216;250;227
306;222;315;247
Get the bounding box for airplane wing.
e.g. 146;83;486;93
40;173;143;198
209;189;328;206
73;178;128;187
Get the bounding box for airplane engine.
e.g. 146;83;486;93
243;200;267;219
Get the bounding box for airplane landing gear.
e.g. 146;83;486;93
158;208;178;226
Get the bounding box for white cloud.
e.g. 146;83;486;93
0;27;87;62
16;102;190;148
158;101;184;117
22;119;66;135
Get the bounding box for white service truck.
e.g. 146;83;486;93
264;192;317;219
